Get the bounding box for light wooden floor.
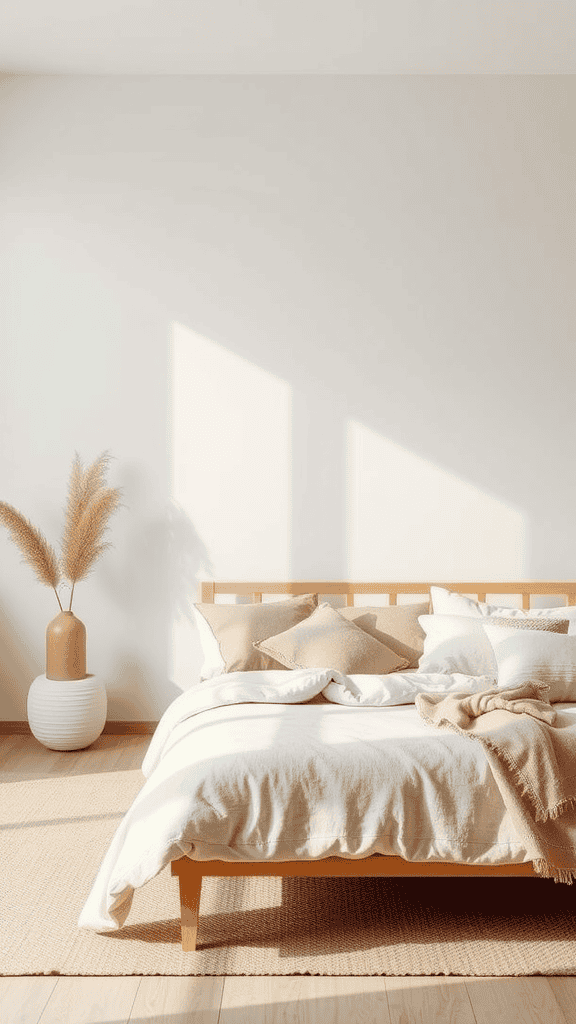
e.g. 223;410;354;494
3;734;576;1024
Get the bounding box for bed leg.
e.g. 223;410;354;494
177;867;202;952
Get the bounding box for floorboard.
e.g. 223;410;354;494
36;976;141;1024
464;978;569;1024
130;977;224;1023
386;975;476;1024
219;977;392;1024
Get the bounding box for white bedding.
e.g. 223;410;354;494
78;668;557;934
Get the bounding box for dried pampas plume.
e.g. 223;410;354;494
61;452;123;610
0;451;123;613
0;503;63;609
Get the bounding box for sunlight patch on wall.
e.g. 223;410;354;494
346;419;526;581
169;322;292;580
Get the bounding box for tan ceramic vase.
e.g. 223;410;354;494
46;611;87;680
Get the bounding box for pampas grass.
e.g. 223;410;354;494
0;503;63;609
0;451;123;612
61;452;122;610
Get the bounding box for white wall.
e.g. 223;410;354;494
1;75;574;721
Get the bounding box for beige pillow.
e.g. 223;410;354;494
253;602;410;674
194;593;318;676
486;617;569;634
482;622;576;701
339;602;429;669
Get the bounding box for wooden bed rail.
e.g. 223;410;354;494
200;580;576;609
171;855;537;953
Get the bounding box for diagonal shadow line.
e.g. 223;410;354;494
1;811;127;830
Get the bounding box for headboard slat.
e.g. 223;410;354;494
201;581;215;603
198;581;576;606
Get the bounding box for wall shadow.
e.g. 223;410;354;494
96;459;213;711
0;598;42;719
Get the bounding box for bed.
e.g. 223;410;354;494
79;579;576;951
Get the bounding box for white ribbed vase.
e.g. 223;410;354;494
27;674;107;751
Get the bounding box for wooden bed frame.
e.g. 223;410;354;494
171;579;576;951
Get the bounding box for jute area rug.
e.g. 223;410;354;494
3;769;576;976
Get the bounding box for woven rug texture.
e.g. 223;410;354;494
3;769;576;976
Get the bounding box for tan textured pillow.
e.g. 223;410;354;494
194;593;318;675
487;617;569;634
253;602;410;674
339;602;429;669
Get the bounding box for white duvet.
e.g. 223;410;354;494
78;668;534;933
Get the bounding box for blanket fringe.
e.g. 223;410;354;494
545;794;576;822
477;733;576;825
425;697;576;885
533;858;576;885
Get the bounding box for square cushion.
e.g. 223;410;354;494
193;593;318;678
338;602;429;669
253;602;410;674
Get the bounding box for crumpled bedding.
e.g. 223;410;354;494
78;668;568;933
417;681;576;883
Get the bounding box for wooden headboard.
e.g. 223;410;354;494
199;580;576;609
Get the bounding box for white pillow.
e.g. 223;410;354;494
417;615;499;677
431;586;576;634
418;614;568;678
482;622;576;702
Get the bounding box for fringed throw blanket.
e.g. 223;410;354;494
416;682;576;884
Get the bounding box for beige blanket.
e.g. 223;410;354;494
416;682;576;883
